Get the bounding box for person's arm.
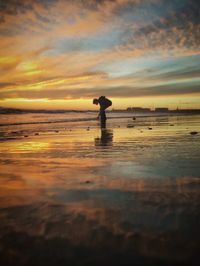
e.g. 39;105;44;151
96;99;101;119
97;111;100;119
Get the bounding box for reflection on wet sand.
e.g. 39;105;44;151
95;129;113;147
94;119;113;147
0;188;200;266
0;116;200;265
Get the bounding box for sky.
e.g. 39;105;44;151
0;0;200;110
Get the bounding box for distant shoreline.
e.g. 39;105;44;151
1;107;200;115
0;111;200;127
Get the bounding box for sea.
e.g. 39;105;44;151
0;110;200;265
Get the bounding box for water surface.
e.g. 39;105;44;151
0;114;200;265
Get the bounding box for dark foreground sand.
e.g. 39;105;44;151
0;115;200;265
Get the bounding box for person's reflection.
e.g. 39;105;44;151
95;121;113;147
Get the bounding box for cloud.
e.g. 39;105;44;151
0;82;16;88
0;0;55;18
0;0;200;107
0;73;199;100
150;68;200;81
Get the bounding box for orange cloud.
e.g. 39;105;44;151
0;0;200;109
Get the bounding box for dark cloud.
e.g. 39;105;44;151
96;83;200;98
0;0;33;16
0;82;16;88
0;0;56;23
1;81;199;100
0;0;55;14
132;64;200;82
34;12;52;24
118;0;200;53
152;68;200;81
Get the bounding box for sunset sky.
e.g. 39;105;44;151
0;0;200;110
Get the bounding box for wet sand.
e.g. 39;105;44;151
0;115;200;265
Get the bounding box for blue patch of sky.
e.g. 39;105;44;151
94;56;161;78
114;0;188;25
93;54;200;80
155;55;200;73
47;27;125;56
141;55;200;77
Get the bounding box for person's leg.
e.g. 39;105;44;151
100;110;106;128
100;110;106;120
101;119;106;129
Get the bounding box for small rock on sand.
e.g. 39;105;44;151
127;124;134;128
148;127;152;130
190;131;198;135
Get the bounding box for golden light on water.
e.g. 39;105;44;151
0;141;50;154
13;141;49;152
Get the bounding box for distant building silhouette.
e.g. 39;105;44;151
155;108;169;112
127;107;151;112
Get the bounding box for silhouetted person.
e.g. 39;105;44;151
93;96;112;128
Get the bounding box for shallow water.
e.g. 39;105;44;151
0;114;200;265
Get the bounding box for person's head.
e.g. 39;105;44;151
93;98;99;105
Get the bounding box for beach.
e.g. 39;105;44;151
0;113;200;265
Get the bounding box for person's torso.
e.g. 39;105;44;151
98;96;112;110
